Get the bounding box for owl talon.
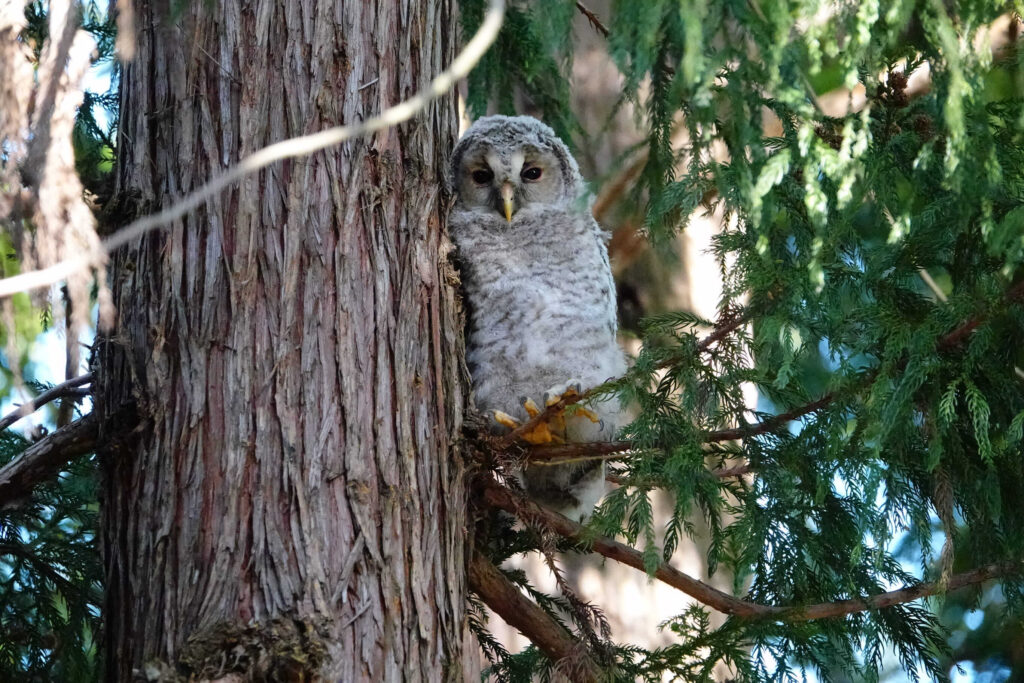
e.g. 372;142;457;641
523;397;542;418
493;410;520;430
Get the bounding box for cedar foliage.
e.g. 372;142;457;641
0;429;102;682
463;0;1024;681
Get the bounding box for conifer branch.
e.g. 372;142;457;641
482;481;764;617
520;280;1024;461
701;390;838;443
781;561;1021;621
606;464;750;486
467;550;600;681
938;279;1024;350
526;441;634;462
483;482;1022;622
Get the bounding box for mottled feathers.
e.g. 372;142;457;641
450;115;628;521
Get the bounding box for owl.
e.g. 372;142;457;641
449;115;629;522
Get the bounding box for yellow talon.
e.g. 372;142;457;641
493;410;520;430
523;397;542;418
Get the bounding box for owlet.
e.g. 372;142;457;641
450;115;628;522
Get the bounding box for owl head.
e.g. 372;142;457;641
451;115;585;222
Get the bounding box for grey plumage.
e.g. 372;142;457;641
450;115;628;521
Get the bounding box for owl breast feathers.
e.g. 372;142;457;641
449;115;628;522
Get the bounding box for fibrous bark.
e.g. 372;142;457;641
96;1;467;680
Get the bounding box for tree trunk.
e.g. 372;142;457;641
96;1;467;680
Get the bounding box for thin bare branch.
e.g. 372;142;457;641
606;464;749;486
710;463;752;478
938;279;1024;351
527;441;634;462
0;0;508;298
789;561;1020;620
0;372;92;433
702;391;838;443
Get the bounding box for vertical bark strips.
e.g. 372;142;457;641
97;1;466;679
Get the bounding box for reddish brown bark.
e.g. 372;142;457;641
96;1;467;679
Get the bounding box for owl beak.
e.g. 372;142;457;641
500;182;515;222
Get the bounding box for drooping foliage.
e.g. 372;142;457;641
463;1;1024;680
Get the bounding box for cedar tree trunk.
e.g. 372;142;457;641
96;1;468;680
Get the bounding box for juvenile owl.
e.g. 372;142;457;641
450;115;628;522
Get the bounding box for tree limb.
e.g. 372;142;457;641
0;403;138;507
0;413;99;507
467;550;600;681
0;372;92;433
701;391;838;443
482;481;1022;622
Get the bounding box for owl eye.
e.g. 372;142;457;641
521;166;542;181
471;168;494;184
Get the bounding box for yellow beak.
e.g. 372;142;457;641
500;182;514;222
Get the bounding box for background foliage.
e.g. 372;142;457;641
463;0;1024;681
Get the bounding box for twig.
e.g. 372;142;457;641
0;0;508;298
482;482;1021;621
710;463;752;478
467;550;600;681
694;307;751;354
606;464;749;486
528;441;634;462
702;391;837;443
524;391;833;460
921;270;1024;380
0;372;93;433
789;561;1019;620
575;1;610;38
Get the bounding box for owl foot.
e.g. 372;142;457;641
493;400;565;445
543;382;601;425
491;382;601;445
